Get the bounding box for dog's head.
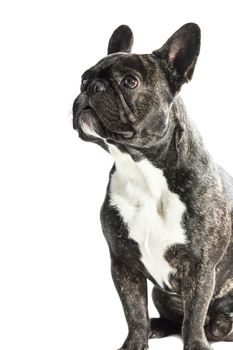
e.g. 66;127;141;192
73;23;200;149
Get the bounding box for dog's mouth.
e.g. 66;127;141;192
78;106;135;141
78;107;106;138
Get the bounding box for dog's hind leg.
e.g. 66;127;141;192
149;285;183;338
205;291;233;341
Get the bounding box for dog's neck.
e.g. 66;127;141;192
122;97;205;165
114;96;213;194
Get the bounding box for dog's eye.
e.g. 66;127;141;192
122;75;138;89
81;78;88;88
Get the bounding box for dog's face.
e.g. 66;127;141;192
73;24;200;149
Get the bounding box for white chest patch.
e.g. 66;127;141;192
108;145;187;288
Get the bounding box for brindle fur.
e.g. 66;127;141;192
73;24;233;350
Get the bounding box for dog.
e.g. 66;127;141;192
73;23;233;350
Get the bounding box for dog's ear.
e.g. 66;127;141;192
108;25;133;55
154;23;201;90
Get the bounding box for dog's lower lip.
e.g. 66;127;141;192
117;130;134;139
78;108;106;138
107;128;135;140
79;109;96;130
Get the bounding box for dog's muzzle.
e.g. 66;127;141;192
73;80;135;140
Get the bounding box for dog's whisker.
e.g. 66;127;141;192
66;108;73;125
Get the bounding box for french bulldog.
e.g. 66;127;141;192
73;23;233;350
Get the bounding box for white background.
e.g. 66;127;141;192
1;0;233;349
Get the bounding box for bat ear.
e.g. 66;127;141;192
107;25;134;55
154;23;201;89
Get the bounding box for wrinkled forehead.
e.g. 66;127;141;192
82;53;152;80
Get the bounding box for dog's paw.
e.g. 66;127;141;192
117;346;148;350
117;336;148;350
184;340;213;350
149;317;181;338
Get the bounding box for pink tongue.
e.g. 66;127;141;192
79;111;97;136
82;121;94;134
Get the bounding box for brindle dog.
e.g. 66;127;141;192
73;23;233;350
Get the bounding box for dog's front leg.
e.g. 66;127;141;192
111;258;149;350
182;264;215;350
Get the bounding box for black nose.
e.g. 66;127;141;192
89;79;107;94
